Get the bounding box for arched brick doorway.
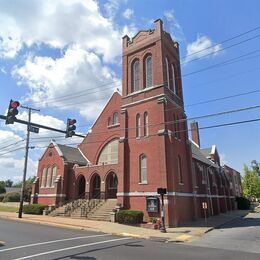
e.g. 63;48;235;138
106;172;118;199
90;174;101;199
77;175;86;197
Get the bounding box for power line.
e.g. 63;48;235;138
181;25;260;60
21;28;260;108
0;146;25;157
181;33;260;65
0;139;25;151
30;116;260;149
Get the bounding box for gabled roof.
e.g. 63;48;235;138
190;141;218;168
55;143;88;165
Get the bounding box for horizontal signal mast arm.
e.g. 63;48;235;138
0;114;86;138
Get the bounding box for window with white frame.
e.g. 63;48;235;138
97;139;119;165
171;64;176;94
41;168;47;187
165;57;170;89
145;55;153;88
46;167;52;187
113;112;119;125
133;60;140;92
144;112;148;137
51;166;57;187
136;113;141;138
139;154;147;184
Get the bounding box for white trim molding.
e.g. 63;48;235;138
31;194;66;198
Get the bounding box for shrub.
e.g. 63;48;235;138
0;193;5;202
236;197;250;210
117;210;143;224
2;192;20;202
23;204;48;215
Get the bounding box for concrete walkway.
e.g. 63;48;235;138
0;210;249;243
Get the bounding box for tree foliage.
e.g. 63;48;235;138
243;160;260;199
0;181;6;194
5;179;13;187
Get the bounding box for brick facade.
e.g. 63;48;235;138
32;19;242;227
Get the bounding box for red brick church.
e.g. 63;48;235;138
31;19;242;226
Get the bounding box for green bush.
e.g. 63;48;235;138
236;197;250;210
0;193;5;202
2;192;20;202
23;204;48;215
117;210;143;224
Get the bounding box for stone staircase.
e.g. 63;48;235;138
87;199;117;221
49;198;117;221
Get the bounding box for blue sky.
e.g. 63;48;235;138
0;0;259;182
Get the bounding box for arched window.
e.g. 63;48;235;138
177;155;183;184
51;166;57;187
171;64;176;94
46;167;52;187
165;57;170;89
139;154;147;184
136;113;141;138
133;60;140;92
41;168;47;187
145;55;153;88
97;139;119;165
113;112;118;125
144;112;148;137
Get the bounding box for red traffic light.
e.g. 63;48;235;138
69;119;77;125
11;101;20;109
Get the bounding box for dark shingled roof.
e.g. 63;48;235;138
56;144;88;165
190;142;217;168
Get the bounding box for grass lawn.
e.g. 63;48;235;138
0;205;18;213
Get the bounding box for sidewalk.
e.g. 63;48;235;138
0;210;249;243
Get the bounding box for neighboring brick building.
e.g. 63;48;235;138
31;19;242;226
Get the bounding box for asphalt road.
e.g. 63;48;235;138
0;214;259;260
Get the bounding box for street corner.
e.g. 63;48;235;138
119;232;147;239
168;234;193;243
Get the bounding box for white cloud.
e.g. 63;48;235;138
185;35;222;63
0;0;122;62
0;157;38;181
122;8;134;19
12;45;121;120
220;153;228;166
163;9;185;42
0;67;7;74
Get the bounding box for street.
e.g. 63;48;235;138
0;213;259;260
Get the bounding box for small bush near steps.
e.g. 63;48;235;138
117;210;144;224
23;204;48;215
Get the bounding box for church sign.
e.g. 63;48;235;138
146;196;159;213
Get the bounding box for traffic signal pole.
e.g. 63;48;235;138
18;106;40;218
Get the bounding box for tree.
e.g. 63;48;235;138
12;176;36;202
0;181;6;194
243;161;260;199
5;179;13;187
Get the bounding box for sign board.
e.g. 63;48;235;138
146;196;159;213
29;126;39;133
202;202;208;209
157;188;167;195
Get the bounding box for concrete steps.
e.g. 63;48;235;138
87;199;117;221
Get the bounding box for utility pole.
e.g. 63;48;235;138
18;106;40;218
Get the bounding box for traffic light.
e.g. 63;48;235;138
5;100;20;124
66;118;77;138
